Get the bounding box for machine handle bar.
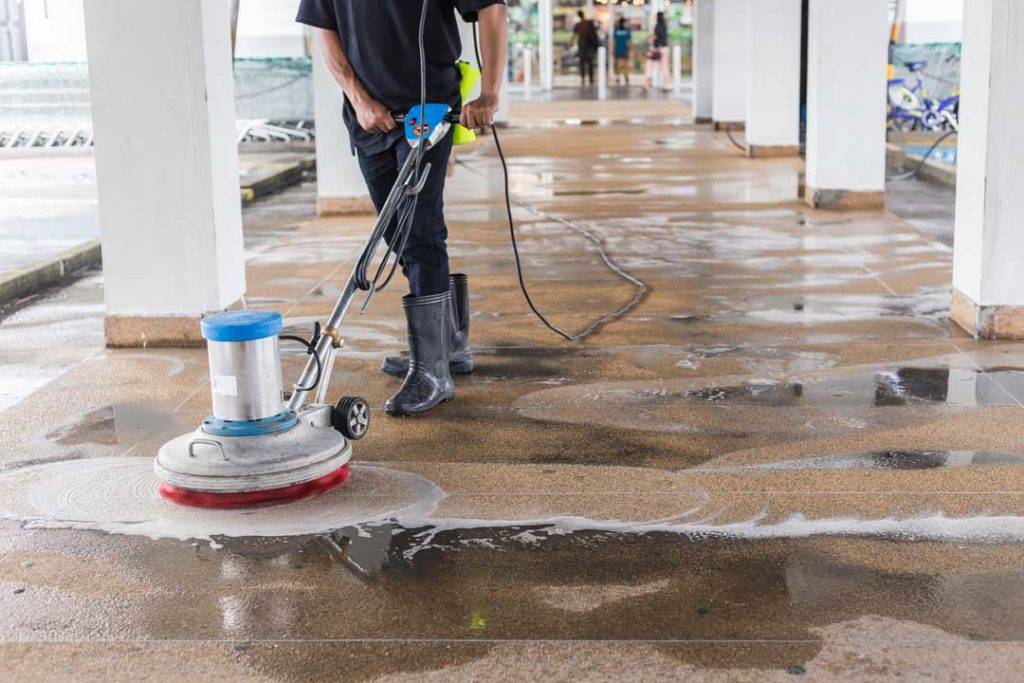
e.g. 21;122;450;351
392;110;462;124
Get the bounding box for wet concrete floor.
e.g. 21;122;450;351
1;100;1023;680
0;149;313;275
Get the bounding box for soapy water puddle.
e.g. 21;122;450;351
553;188;647;197
3;457;1024;551
0;458;443;546
611;367;1024;409
724;290;950;325
621;343;839;375
514;367;1024;437
44;404;183;447
0;364;73;412
701;450;1024;473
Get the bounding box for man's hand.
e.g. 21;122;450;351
464;6;508;131
352;95;396;134
312;29;395;135
460;92;499;130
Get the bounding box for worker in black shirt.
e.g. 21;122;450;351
296;1;508;416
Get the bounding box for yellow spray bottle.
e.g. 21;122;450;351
453;60;480;145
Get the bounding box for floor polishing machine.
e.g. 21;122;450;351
154;101;464;508
154;5;604;509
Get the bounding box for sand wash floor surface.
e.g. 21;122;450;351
2;458;1024;548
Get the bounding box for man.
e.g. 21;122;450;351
572;10;599;87
613;17;632;86
296;1;508;416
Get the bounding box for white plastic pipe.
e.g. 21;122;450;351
672;44;682;95
597;45;607;100
522;45;533;100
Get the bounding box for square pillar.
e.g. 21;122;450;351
711;0;750;128
312;35;373;216
693;0;715;124
745;0;801;158
84;0;245;347
539;0;554;91
804;0;888;210
951;0;1024;339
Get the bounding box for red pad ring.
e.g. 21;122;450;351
158;464;350;509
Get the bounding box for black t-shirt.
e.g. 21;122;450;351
297;0;504;154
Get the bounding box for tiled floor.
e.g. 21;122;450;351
0;99;1022;680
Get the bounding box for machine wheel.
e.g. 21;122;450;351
333;396;370;440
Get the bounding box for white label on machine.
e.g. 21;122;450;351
211;374;238;397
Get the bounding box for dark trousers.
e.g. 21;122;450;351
580;49;596;84
356;132;452;297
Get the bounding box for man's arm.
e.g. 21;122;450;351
460;4;508;130
313;28;395;134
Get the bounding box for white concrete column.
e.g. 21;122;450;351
312;36;371;217
83;0;244;347
745;0;801;157
495;67;510;124
522;45;533;100
951;0;1024;339
539;0;554;91
711;0;749;127
671;44;682;96
804;0;888;209
597;45;607;100
693;0;714;123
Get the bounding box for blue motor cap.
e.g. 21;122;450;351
201;311;283;342
404;103;452;144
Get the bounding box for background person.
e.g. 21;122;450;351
613;17;632;86
643;11;669;92
572;10;599;88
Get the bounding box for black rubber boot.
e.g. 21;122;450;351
381;274;475;377
384;291;454;416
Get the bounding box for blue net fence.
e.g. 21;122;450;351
1;46;962;143
0;57;314;144
233;58;313;121
890;42;961;102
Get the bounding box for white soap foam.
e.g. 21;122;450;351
399;510;1024;556
2;457;1023;550
0;458;444;546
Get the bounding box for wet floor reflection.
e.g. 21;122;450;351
513;365;1024;442
729;290;950;325
629;367;1024;409
707;450;1024;473
206;526;1024;650
45;403;182;447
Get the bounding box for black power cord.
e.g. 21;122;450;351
724;124;746;153
471;22;578;342
887;129;958;181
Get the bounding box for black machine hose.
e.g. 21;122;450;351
349;0;431;298
280;325;323;392
887;129;958;181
